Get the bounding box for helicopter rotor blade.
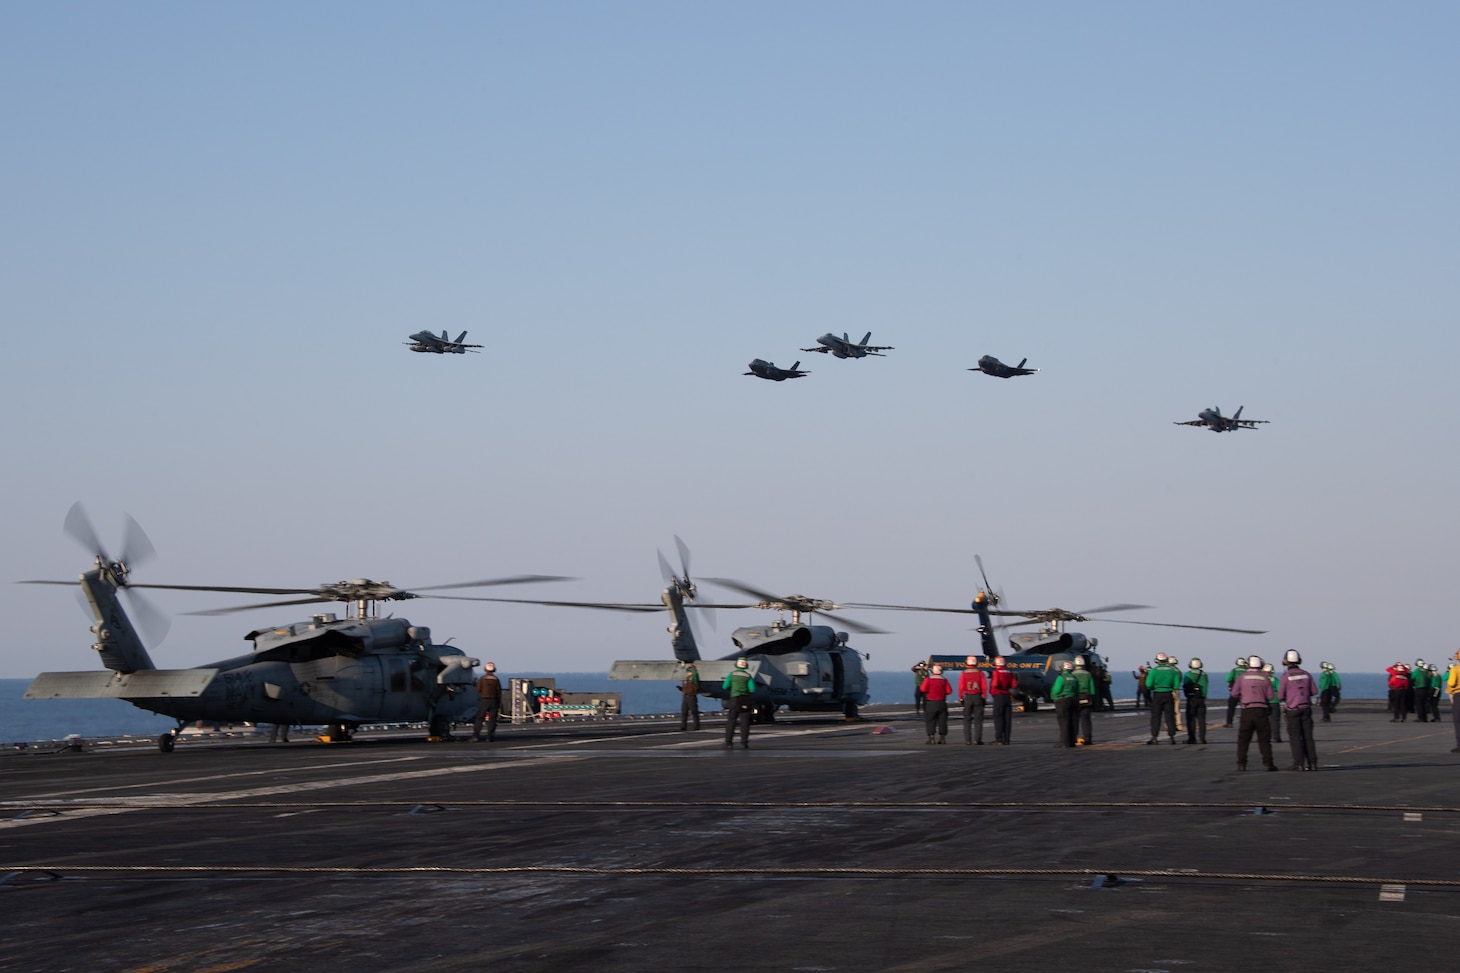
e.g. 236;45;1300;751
119;514;157;569
1081;617;1267;635
429;595;665;613
1072;603;1153;616
703;577;784;603
975;554;993;594
123;588;172;646
815;610;889;635
674;535;693;582
406;575;576;592
63;502;109;563
185;596;336;616
656;550;676;585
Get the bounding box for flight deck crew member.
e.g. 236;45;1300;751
1232;655;1277;771
1278;650;1318;771
989;657;1018;745
1133;664;1152;709
959;656;988;745
723;658;756;749
473;662;503;742
1223;657;1245;727
1425;663;1442;722
1182;659;1208;745
679;663;701;731
1447;649;1460;754
1263;663;1283;742
1051;662;1079;748
1412;661;1431;722
1073;656;1096;745
1387;662;1411;721
1144;653;1181;745
920;665;953;744
1318;662;1342;722
912;661;930;715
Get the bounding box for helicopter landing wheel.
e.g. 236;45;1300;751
428;715;451;740
324;723;353;743
753;703;777;724
157;733;175;753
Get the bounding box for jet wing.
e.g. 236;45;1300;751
26;669;219;699
799;346;832;353
1173;420;1207;426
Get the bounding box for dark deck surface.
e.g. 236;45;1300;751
3;699;1457;972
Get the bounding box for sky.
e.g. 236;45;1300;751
2;2;1457;680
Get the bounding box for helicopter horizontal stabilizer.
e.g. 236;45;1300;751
25;668;218;700
608;660;758;682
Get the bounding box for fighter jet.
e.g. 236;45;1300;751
969;355;1038;378
745;359;809;381
800;331;893;359
1174;406;1270;432
405;330;483;354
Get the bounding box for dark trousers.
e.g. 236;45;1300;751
1225;693;1239;725
924;700;949;740
914;689;925;715
1427;690;1441;723
1077;702;1094;743
1452;694;1460;748
473;698;501;741
1284;707;1318;769
725;696;753;746
1319;688;1339;721
1149;691;1176;739
1184;696;1207;744
961;696;985;744
1389;689;1407;721
1237;705;1274;769
1414;688;1429;721
680;694;700;730
991;695;1013;744
1054;697;1078;747
1268;703;1283;741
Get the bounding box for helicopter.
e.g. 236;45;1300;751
852;556;1266;710
472;539;881;722
22;503;570;751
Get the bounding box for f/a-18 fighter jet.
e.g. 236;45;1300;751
801;331;893;359
1174;406;1270;432
405;330;483;354
969;355;1037;378
745;359;810;381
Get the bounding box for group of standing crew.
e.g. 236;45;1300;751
1386;659;1443;722
914;655;1061;746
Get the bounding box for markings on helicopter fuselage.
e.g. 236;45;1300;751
0;754;585;831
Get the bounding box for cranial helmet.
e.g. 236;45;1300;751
931;665;943;675
1236;657;1246;667
1247;655;1263;669
1262;663;1274;673
1283;649;1302;666
1155;652;1167;663
1416;659;1426;668
994;656;1007;667
966;656;977;666
1189;658;1203;669
736;658;748;669
1061;661;1073;671
1074;656;1086;668
484;662;496;672
1321;661;1333;670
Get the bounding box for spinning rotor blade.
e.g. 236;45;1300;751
186;597;335;616
63;502;109;563
657;550;676;585
407;575;576;592
1077;617;1267;635
815;611;889;635
975;554;994;596
703;577;784;603
1071;603;1152;616
124;588;172;645
120;514;157;569
674;535;693;582
426;596;662;613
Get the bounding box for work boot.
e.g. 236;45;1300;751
1236;763;1246;771
1168;736;1177;745
926;737;935;745
1264;764;1278;772
937;736;946;744
1145;738;1157;745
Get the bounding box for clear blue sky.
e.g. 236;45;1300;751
3;2;1456;679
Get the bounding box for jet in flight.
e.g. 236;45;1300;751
1174;406;1270;432
406;330;483;354
745;359;810;381
969;355;1037;378
801;331;893;359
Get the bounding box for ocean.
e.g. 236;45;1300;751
0;671;1392;745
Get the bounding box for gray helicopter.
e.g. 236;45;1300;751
474;539;881;721
854;555;1265;709
22;503;568;750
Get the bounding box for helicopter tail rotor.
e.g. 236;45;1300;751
54;502;171;648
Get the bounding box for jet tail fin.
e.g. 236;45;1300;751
860;331;873;346
454;330;468;344
790;361;800;371
1233;406;1243;421
1017;358;1027;368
